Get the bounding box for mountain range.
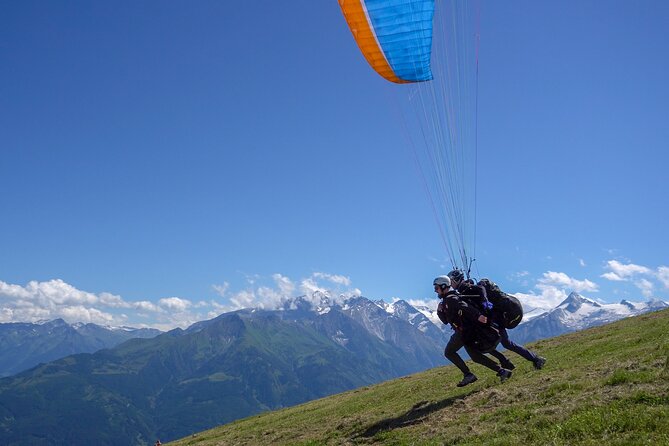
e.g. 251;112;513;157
0;292;665;445
0;318;161;377
511;292;669;345
0;296;447;445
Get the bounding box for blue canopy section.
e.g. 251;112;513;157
365;0;435;82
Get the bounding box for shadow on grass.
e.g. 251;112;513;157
354;391;475;440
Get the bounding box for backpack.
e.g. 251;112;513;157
458;282;493;315
478;278;524;329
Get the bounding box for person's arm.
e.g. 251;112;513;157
436;300;450;325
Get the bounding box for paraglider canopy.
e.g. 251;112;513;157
338;0;435;83
339;0;481;275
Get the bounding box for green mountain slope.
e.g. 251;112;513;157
168;309;669;446
0;311;423;445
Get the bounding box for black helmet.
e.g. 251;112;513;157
447;269;465;283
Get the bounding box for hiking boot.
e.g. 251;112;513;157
500;360;516;370
456;373;478;387
533;356;546;370
497;368;512;383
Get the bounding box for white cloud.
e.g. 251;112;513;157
636;278;654;298
601;260;652;281
600;260;669;297
99;292;132;308
272;274;295;296
658;266;669;289
312;272;352;287
219;274;297;311
601;272;624;281
212;282;229;297
508;270;531;287
229;290;257;309
509;271;600;315
579;259;586;267
256;286;285;309
299;277;325;297
0;281;32;299
224;277;283;308
158;297;192;312
537;271;598;293
209;299;228;312
0;279;192;328
515;288;568;314
0;273;362;329
134;301;161;313
61;306;116;325
212;272;361;312
0;279;102;307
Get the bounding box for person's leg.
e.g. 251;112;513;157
489;348;515;369
465;345;513;382
499;327;539;362
464;346;502;373
444;331;471;376
445;332;478;386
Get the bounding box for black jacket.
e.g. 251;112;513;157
437;291;482;330
437;290;500;352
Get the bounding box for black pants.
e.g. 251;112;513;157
444;330;504;375
489;348;513;366
499;326;538;362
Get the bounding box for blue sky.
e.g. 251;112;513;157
1;1;668;329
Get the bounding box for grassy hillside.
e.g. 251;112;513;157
167;309;669;445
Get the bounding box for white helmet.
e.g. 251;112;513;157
433;275;451;289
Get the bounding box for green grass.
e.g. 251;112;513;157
167;309;669;445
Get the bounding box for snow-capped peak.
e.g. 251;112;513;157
620;299;637;310
373;299;391;312
558;292;601;313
